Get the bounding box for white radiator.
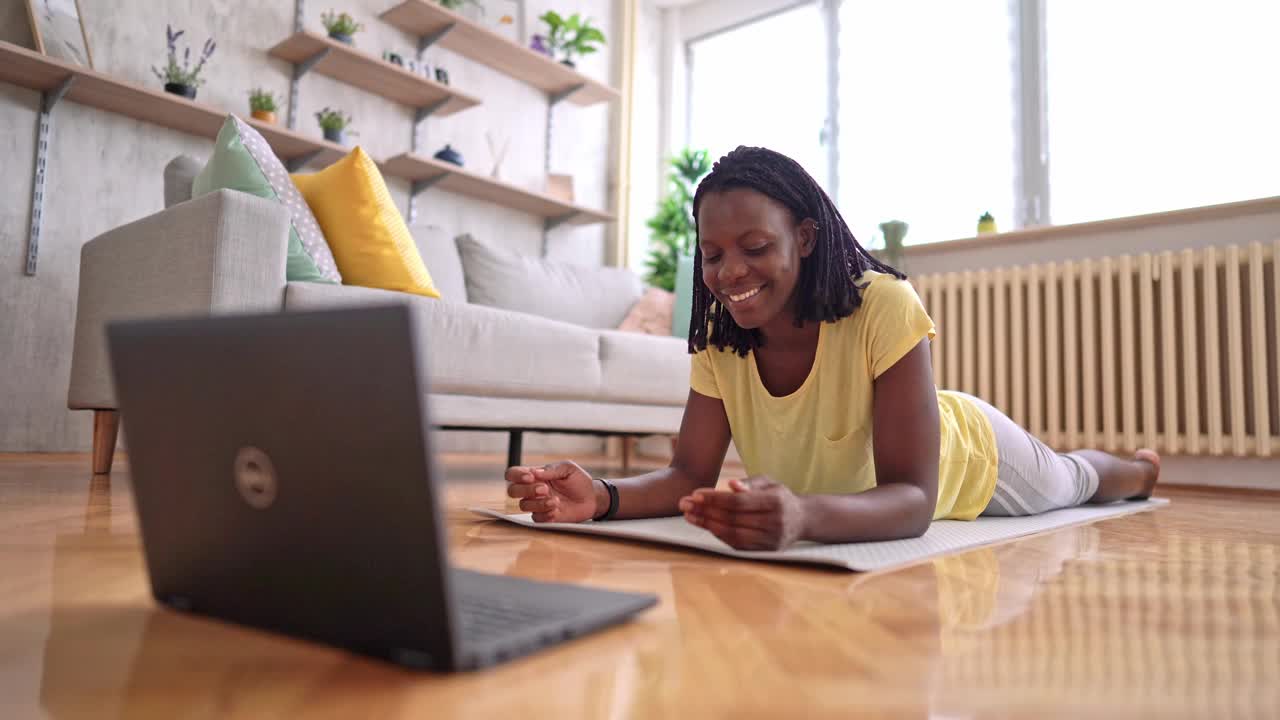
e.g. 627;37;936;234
913;241;1280;457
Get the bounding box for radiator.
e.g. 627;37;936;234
912;241;1280;457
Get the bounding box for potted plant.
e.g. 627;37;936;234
248;88;279;124
151;24;216;99
644;148;711;292
538;11;605;68
321;10;363;45
315;107;356;144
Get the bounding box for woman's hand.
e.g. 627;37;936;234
505;461;600;523
678;476;806;551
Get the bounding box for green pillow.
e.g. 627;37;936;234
192;116;341;284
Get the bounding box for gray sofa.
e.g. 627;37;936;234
68;158;689;474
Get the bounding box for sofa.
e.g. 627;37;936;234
68;157;691;475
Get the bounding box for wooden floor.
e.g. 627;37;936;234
1;453;1277;719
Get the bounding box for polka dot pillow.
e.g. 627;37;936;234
191;115;341;284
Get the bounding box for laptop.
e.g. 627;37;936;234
106;305;656;672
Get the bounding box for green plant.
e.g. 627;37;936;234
644;148;711;291
321;10;363;36
151;24;216;87
437;0;484;13
315;107;355;133
248;88;278;113
538;11;605;65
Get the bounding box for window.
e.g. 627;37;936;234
1045;0;1280;224
688;4;829;189
836;0;1017;246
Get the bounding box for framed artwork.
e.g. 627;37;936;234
24;0;93;68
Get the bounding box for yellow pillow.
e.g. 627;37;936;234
291;147;440;298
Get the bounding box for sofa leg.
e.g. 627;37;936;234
92;410;120;475
507;430;523;469
621;436;632;474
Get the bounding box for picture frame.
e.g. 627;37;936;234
24;0;93;69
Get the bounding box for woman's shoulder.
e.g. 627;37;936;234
850;270;925;314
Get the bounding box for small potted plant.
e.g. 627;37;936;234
315;107;356;145
248;88;279;124
538;11;605;68
321;10;363;45
151;24;216;99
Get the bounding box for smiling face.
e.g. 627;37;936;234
696;188;816;334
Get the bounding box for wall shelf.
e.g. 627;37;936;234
380;0;619;106
383;152;613;227
0;41;349;167
268;31;480;114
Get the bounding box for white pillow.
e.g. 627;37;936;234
455;234;643;328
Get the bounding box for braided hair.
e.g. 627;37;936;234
689;146;905;357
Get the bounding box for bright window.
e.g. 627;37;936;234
688;4;829;190
1046;0;1280;224
837;0;1017;245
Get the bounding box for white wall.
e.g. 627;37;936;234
0;0;619;452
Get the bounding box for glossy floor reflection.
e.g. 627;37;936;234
1;454;1277;719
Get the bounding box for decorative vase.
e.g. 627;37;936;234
251;109;277;124
164;82;196;99
433;144;463;166
877;220;908;270
328;31;353;45
323;127;346;145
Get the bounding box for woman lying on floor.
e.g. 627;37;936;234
506;146;1159;551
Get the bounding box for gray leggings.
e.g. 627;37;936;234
958;393;1101;517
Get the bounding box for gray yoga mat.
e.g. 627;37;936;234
471;498;1168;572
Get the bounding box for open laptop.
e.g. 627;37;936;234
106;305;656;672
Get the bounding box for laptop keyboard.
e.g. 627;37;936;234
455;590;580;643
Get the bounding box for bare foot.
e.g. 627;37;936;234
1131;448;1160;499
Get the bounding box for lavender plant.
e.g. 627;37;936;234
151;25;216;87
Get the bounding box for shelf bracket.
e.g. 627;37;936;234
296;48;331;78
541;211;578;256
287;48;331;129
411;97;452;154
544;84;586;173
549;83;586;107
418;23;457;54
407;174;449;224
285;149;323;172
543;212;578;232
415;97;451;124
25;76;76;276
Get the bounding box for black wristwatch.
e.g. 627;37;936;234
593;477;619;521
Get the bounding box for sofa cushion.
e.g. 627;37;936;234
291;147;440;298
193;116;340;284
411;225;466;302
618;287;675;336
597;330;690;406
284;282;603;402
164;155;201;208
456;234;643;328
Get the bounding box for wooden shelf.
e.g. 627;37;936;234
0;41;349;167
382;152;613;225
268;32;480;115
380;1;619;106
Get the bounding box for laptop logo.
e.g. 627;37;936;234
234;446;278;510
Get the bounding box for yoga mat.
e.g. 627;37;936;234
470;499;1168;572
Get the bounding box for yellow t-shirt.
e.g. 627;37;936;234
689;272;998;520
